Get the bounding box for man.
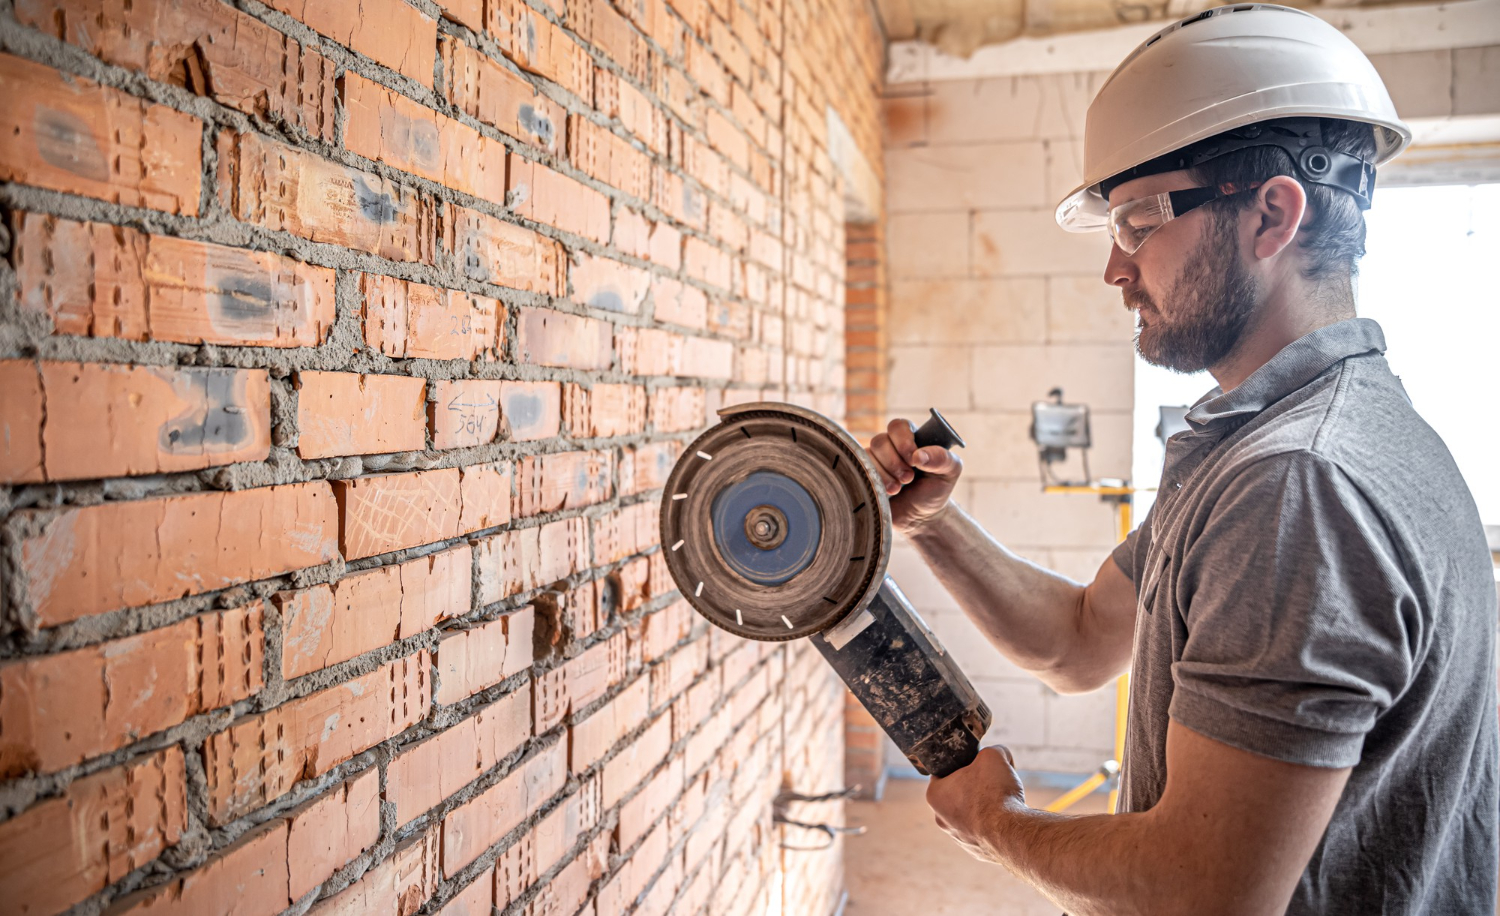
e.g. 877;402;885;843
869;6;1499;914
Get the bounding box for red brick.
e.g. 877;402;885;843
344;74;507;204
474;517;589;605
495;780;602;906
516;307;613;370
265;0;436;86
13;214;337;347
649;386;707;433
386;685;532;825
17;482;338;627
612;207;652;259
538;580;605;645
651;168;707;230
431;379;503;449
568;115;651;201
0;55;200;214
485;0;593;98
438;0;483;29
203;651;430;824
596;71;668;154
0;360;269;484
499;380;564;441
442;209;563;298
308;827;439;916
569;0;648;81
514;449;614;517
620;440;682;496
683;236;734;290
591;501;660;566
596;820;668;914
438;877;492;916
614;556;651;614
434;607;535;703
217;132;437;263
279;545;469;678
441;740;567;876
616;756;685;850
650;279;707;331
650;640;709;708
0;604;263;777
362;274;504;361
335;465;511;559
603;714;672;807
0;748;186;916
570;253;652;314
507;158;610;243
287;770;381;900
296;371;427;459
650;222;686;270
17;0;335;140
442;37;563;153
108;820;289;916
534;632;629;731
637;599;695;663
569;676;649;772
672;669;722;744
562;383;647;438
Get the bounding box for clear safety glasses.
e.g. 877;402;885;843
1107;185;1258;256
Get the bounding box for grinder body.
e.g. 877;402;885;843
658;402;990;778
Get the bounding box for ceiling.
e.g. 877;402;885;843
873;0;1444;58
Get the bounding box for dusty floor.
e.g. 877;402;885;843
844;776;1110;916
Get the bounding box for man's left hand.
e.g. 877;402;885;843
925;745;1028;862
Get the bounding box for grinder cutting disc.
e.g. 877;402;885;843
660;402;892;641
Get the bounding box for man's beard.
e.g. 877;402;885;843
1128;209;1260;374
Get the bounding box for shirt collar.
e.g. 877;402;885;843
1183;318;1387;436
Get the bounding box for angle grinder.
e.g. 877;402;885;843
659;402;991;778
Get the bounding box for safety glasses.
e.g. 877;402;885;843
1107;185;1259;255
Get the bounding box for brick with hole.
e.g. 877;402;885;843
0;53;201;214
387;683;532;825
434;607;535;704
484;0;593;98
568;116;651;201
534;579;603;650
16;0;336;140
13;213;337;347
495;778;602;907
562;382;648;439
441;37;563;153
507;158;610;243
203;652;430;824
474;516;590;605
430;379;503;449
307;826;440;916
534;631;629;731
107;819;291;916
0;747;186;916
0;602;264;777
362;274;504;361
263;0;436;86
278;544;469;678
592;500;660;565
287;769;381;900
17;482;339;627
650;386;707;433
217;132;437;263
570;253;652;314
440;739;568;876
516;307;613;370
0;360;270;484
613;556;650;614
514;449;613;517
296;371;428;459
441;204;564;294
344;75;508;204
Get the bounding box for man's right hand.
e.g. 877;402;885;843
868;417;964;534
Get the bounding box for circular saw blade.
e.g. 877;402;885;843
659;403;892;641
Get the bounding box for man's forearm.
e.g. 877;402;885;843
903;501;1106;689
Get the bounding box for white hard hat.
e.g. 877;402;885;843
1055;3;1412;231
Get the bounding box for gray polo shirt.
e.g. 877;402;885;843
1113;318;1498;914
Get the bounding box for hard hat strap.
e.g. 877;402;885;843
1098;118;1377;211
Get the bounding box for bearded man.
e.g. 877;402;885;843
870;6;1499;914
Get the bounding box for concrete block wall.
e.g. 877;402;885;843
882;71;1134;774
0;0;882;912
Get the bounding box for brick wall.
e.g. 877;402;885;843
0;0;882;911
880;71;1133;774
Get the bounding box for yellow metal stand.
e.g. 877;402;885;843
1040;485;1134;815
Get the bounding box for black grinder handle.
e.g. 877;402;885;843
910;409;965;479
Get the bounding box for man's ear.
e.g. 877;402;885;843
1251;175;1308;262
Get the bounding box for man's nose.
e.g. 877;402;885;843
1104;243;1137;289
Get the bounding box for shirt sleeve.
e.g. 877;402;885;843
1111;504;1153;584
1167;451;1422;769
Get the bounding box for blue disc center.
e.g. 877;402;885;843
711;471;821;585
